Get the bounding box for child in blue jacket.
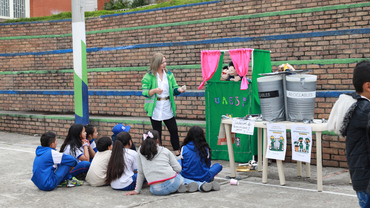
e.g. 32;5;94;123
180;126;223;192
31;131;83;191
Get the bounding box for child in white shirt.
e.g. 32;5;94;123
106;132;138;190
86;136;112;187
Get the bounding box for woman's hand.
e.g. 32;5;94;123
149;88;163;96
124;191;138;195
178;88;185;93
178;85;186;93
155;88;163;95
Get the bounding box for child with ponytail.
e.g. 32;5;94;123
125;130;197;196
106;132;138;190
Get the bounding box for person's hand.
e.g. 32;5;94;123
82;139;90;147
155;88;163;95
178;85;186;93
124;191;138;195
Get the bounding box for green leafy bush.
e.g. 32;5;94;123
130;0;148;9
104;0;131;10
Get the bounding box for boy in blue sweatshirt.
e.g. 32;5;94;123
31;131;83;191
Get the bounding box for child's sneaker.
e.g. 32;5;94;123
177;184;187;193
200;181;220;192
67;177;84;187
58;177;83;188
187;182;198;192
210;181;220;191
177;182;198;193
200;182;212;192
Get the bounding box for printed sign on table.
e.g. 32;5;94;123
291;125;312;163
231;118;255;135
265;123;287;160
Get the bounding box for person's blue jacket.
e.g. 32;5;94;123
31;146;77;191
180;141;211;182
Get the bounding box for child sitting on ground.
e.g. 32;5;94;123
85;124;98;154
111;124;136;151
60;124;92;180
180;125;222;192
124;130;198;196
106;132;138;190
31;131;83;191
85;136;112;187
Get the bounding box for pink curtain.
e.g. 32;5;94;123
198;50;221;90
229;48;253;90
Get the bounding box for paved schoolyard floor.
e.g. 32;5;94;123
0;131;358;208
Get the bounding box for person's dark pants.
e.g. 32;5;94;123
150;117;180;151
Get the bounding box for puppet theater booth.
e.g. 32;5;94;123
199;49;271;162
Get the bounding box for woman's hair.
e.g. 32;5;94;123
149;52;167;75
60;124;84;157
40;131;56;147
84;124;96;140
182;126;211;166
96;136;112;152
140;130;159;160
105;132;132;184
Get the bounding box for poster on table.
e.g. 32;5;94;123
291;125;312;163
265;123;287;160
231;118;255;135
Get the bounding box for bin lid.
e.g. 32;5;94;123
286;74;317;82
257;75;282;82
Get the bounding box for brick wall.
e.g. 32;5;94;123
0;114;196;150
1;0;369;167
0;93;205;119
0;91;338;121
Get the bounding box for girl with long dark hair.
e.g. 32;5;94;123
106;132;138;190
60;124;92;179
180;126;222;192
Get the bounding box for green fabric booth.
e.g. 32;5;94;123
205;49;271;162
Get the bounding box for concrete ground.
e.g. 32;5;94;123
0;131;358;208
